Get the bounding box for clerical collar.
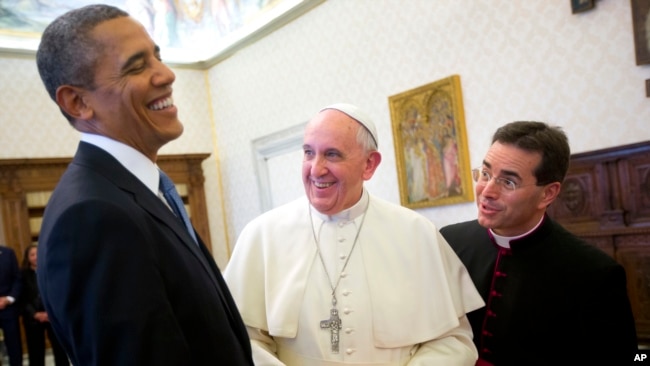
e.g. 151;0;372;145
489;215;544;249
311;189;369;222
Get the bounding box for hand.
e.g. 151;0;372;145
0;297;9;310
34;312;49;323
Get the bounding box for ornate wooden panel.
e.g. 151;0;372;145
0;154;212;260
548;141;650;347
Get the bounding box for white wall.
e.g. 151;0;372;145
1;0;649;267
208;0;650;264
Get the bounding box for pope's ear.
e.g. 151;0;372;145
55;85;93;121
362;151;382;180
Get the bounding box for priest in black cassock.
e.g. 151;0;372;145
440;121;638;366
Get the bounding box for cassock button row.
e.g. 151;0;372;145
490;290;502;297
343;308;351;314
342;290;351;296
482;330;493;336
338;222;346;228
340;272;347;278
482;348;491;354
495;271;507;277
345;328;354;334
339;254;347;260
346;348;355;355
487;310;496;317
337;236;345;242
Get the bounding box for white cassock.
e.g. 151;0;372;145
223;190;484;366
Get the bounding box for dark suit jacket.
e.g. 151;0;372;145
440;216;638;366
0;246;21;319
37;142;253;366
18;268;42;324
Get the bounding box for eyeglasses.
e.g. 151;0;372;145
471;168;535;193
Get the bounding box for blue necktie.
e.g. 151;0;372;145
159;171;198;244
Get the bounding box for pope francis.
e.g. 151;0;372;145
223;103;484;365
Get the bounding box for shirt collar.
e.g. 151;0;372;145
311;188;370;223
489;215;544;249
81;133;160;195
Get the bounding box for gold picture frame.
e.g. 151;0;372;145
388;75;474;209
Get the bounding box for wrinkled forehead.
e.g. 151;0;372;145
319;103;378;147
304;110;361;148
484;141;542;176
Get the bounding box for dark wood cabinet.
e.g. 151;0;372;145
0;154;212;261
547;141;650;347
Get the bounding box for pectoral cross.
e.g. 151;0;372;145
320;308;342;353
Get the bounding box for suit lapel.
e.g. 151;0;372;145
72;142;222;291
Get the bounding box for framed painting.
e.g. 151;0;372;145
388;75;474;209
632;0;650;65
571;0;595;14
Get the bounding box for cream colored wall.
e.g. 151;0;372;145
1;0;649;267
209;0;650;261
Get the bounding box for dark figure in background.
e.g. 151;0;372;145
440;121;638;366
20;244;69;366
0;245;22;366
35;4;253;365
